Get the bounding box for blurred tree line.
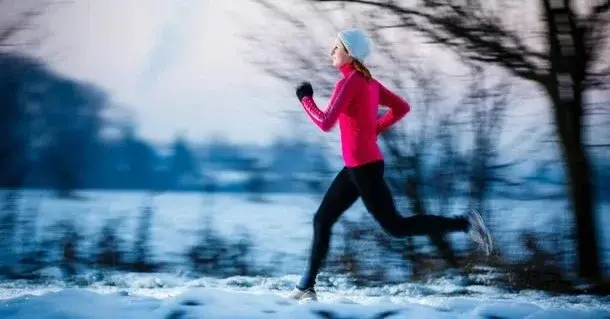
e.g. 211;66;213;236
0;51;200;195
0;51;339;196
0;2;334;198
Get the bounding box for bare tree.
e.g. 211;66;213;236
462;64;522;220
377;59;465;272
379;59;522;268
309;0;609;282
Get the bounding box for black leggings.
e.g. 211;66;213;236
298;160;468;290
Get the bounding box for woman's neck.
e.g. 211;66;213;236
339;62;355;77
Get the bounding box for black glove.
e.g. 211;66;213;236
296;81;313;101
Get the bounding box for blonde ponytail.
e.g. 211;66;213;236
352;59;372;81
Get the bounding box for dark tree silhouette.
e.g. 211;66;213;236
168;135;200;189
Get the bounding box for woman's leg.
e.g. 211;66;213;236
298;167;360;290
348;161;469;237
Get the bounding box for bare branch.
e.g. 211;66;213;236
581;0;610;88
0;7;41;47
242;0;340;97
584;143;610;148
0;0;57;52
592;0;610;15
487;175;526;187
586;66;610;89
314;0;548;83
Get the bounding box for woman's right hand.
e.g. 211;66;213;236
296;81;314;101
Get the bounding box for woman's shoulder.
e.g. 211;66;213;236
341;71;371;86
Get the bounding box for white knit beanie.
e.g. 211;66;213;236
337;28;373;63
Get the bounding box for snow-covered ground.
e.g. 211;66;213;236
0;271;609;318
1;190;610;318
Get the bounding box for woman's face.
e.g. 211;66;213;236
331;41;352;68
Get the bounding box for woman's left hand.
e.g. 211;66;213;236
296;81;314;101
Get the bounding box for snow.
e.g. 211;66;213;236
1;190;610;317
0;272;609;318
3;268;610;317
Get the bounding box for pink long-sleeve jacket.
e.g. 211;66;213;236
300;63;411;167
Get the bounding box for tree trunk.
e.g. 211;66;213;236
543;0;601;281
548;93;600;280
567;141;599;280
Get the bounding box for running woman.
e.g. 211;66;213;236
288;28;493;302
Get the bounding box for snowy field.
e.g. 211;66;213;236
0;271;609;318
1;190;609;318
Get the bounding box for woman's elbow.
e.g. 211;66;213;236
401;103;410;116
320;124;333;132
318;120;335;132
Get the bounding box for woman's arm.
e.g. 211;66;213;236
376;81;410;134
300;73;364;132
